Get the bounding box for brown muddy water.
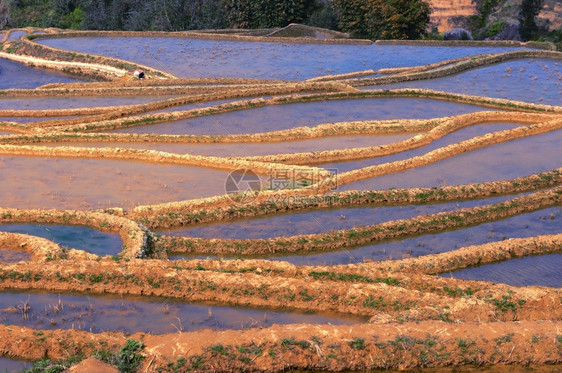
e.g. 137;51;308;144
109;98;491;135
337;129;562;190
0;249;31;264
440;253;562;288
162;193;524;239
0;156;231;210
0;291;362;335
37;134;413;157
366;59;562;106
0;224;122;257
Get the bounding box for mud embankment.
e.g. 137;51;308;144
1;235;561;323
158;187;561;256
239;111;556;165
0;208;147;258
129;169;561;227
1;320;560;371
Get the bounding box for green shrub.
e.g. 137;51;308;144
486;21;506;37
116;339;145;373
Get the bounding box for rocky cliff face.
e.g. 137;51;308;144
428;0;561;32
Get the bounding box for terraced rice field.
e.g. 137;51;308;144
0;28;560;372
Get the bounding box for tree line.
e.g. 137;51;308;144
1;0;431;40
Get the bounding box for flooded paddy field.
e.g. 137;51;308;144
162;193;524;239
39;36;520;80
171;206;561;266
317;122;521;170
441;253;562;288
152;98;247;113
0;58;85;89
0;291;360;334
110;97;490;135
5;30;28;41
0;29;560;372
338;129;562;190
0;224;121;256
366;59;562;105
37;134;413;157
0;95;174;111
0;116;79;123
0;156;231;210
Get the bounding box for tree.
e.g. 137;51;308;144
330;0;371;38
331;0;430;40
222;0;318;29
0;0;10;30
518;0;544;41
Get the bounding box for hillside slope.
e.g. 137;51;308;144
429;0;476;32
428;0;562;32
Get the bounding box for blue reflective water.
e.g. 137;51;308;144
0;248;31;263
163;193;522;239
366;59;562;106
39;37;521;80
111;98;490;135
0;225;122;257
171;207;561;268
39;134;412;158
0;58;84;89
320;122;520;172
441;253;562;288
0;291;360;335
0;96;174;110
0;357;32;373
339;129;562;190
6;31;27;41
